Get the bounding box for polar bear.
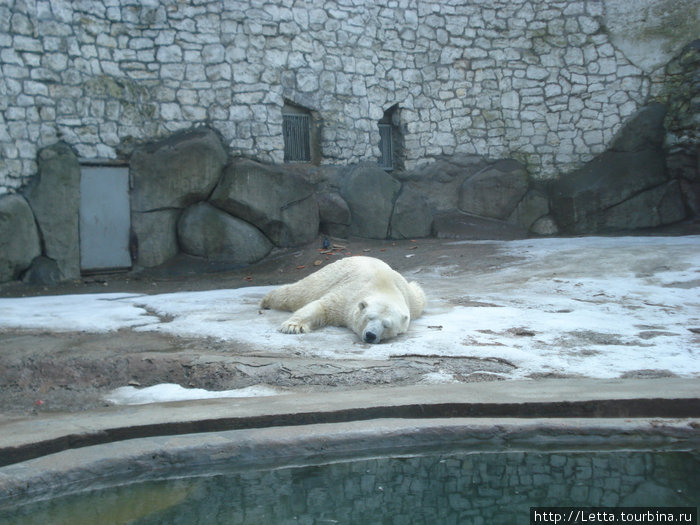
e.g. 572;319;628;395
260;256;426;343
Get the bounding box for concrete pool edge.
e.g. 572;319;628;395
0;417;698;507
0;378;698;467
0;378;696;462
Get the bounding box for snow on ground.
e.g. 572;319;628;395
103;383;284;405
1;237;699;388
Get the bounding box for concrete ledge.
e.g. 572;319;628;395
0;378;698;468
1;417;698;506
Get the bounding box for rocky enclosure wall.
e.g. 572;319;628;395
0;128;547;283
1;0;698;192
1;95;693;284
1;1;698;284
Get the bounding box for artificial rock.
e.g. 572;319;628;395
341;164;401;239
210;159;319;248
24;142;81;280
316;191;351;238
131;209;179;268
550;104;688;233
389;185;434;240
21;256;63;286
458;160;530;221
178;202;272;264
130;128;227;212
0;194;41;282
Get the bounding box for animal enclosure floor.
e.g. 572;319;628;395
0;234;698;415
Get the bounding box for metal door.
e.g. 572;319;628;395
79;166;132;272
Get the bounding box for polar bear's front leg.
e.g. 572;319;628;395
279;299;328;334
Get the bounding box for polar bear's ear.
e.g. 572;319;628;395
358;301;367;311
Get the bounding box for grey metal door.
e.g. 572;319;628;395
79;166;131;271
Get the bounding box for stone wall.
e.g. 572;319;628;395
0;105;693;283
0;128;541;283
1;0;698;192
50;450;694;524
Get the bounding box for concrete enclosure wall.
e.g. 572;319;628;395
1;0;698;192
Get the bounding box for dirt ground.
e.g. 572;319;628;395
1;224;698;417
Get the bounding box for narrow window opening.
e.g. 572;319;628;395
283;114;311;162
378;104;403;171
378;123;393;170
282;100;317;163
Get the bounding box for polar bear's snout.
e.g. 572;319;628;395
362;319;385;344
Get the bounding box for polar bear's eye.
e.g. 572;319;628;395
358;301;367;311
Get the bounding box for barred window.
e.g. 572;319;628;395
378;104;402;171
283;113;311;162
378;123;393;170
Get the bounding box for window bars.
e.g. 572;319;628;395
283;113;311;162
378;123;393;170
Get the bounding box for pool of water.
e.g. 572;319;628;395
2;450;697;525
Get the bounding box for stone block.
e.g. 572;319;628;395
603;180;687;231
459;160;529;220
177;202;272;264
508;189;549;230
131;209;179;268
550;149;670;233
210;158;319;247
610;103;666;153
0;193;41;282
317;191;351;237
401;154;489;213
317;191;351;226
130;127;227;212
24;142;81;280
21;256;63;286
433;211;528;240
389;185;433;239
341;164;401;239
530;216;559;236
679;178;700;216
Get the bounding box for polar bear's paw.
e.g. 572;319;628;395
280;319;310;334
260;291;276;309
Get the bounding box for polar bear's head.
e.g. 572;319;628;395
353;298;410;344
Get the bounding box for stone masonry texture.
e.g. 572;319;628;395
0;0;696;192
15;450;689;524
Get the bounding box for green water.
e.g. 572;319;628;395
2;450;698;525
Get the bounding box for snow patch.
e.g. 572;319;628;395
104;383;284;405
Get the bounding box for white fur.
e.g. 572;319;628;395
260;256;426;343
